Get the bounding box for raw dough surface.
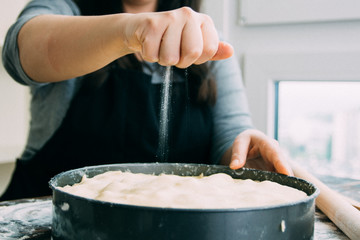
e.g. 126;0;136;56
59;171;307;209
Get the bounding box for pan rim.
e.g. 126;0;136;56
49;162;320;212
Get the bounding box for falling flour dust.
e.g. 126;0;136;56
158;66;172;162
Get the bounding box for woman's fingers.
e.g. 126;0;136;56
229;133;251;169
263;149;293;176
139;18;162;62
191;14;219;66
211;41;234;61
176;17;203;68
256;138;293;176
129;7;233;67
176;9;233;67
158;17;182;65
229;129;294;176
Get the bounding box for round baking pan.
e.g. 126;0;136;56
49;163;319;240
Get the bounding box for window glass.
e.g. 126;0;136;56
277;81;360;179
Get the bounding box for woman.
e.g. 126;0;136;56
1;0;292;200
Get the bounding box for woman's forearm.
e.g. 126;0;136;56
18;7;233;83
18;14;132;83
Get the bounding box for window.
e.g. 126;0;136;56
276;81;360;179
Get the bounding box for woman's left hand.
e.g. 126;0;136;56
221;129;293;176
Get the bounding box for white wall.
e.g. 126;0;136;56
0;0;29;195
0;0;30;160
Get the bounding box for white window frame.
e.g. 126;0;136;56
243;51;360;137
239;0;360;26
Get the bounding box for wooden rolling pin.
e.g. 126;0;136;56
290;161;360;240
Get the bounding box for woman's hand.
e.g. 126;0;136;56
221;129;293;176
123;7;233;68
18;7;232;83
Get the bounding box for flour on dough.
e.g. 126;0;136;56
59;171;307;209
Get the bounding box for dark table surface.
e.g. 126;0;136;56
0;174;359;240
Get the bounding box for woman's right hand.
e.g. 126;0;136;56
17;7;232;83
122;7;233;68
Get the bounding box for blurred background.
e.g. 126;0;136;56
1;0;360;195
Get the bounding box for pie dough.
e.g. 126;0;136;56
59;171;307;209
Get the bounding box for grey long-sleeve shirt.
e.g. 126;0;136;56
2;0;253;164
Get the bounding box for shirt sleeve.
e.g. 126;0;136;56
1;0;80;87
210;55;254;164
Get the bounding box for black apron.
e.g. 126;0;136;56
1;64;213;201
